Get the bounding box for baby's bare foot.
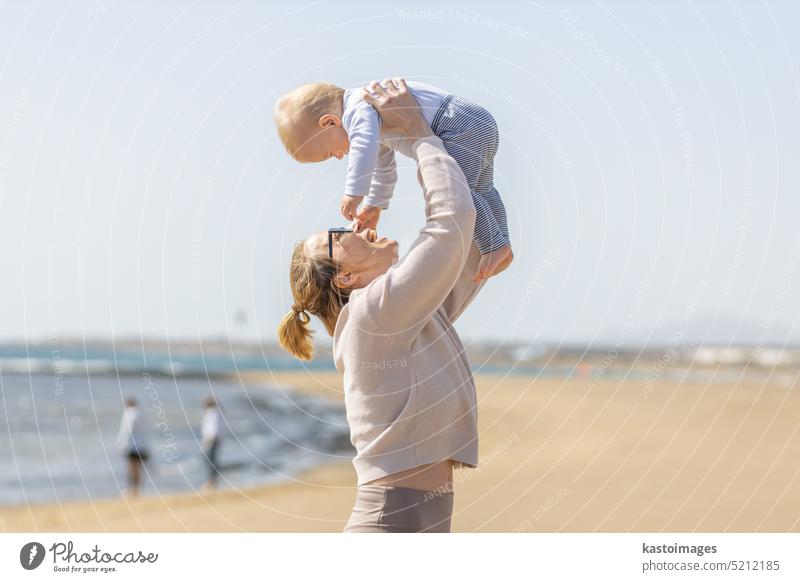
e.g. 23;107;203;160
474;244;514;282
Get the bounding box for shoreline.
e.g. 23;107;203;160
2;370;799;532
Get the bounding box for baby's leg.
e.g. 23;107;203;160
431;96;511;276
477;160;509;242
474;155;510;246
438;133;507;254
471;191;509;254
473;150;513;279
473;185;513;279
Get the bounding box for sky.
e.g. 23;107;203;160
0;0;799;348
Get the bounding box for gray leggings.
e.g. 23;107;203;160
343;485;454;533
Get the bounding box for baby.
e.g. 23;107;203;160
274;79;513;280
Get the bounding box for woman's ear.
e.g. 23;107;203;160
319;113;341;128
334;270;356;289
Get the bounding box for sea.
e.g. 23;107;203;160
0;344;353;505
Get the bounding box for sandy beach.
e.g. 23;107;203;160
2;370;799;532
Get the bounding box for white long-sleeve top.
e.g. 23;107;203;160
201;406;224;447
341;81;448;208
115;405;148;454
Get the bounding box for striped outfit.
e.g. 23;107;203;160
341;82;510;255
431;94;509;254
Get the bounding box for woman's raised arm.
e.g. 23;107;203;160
360;80;476;335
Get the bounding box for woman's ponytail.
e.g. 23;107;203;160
278;304;314;361
277;241;351;361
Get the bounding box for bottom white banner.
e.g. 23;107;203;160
1;533;797;581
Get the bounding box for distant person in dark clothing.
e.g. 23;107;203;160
201;397;224;490
115;397;149;497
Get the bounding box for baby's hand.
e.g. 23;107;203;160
340;195;363;221
355;205;382;231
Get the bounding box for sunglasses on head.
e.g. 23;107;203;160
327;227;353;259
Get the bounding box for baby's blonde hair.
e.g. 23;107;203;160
277;241;351;361
273;82;345;159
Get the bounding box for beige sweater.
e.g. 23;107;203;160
333;136;484;486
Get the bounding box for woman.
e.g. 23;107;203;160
278;79;495;532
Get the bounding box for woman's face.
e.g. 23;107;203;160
304;228;399;289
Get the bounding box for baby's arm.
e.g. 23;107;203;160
363;145;397;209
343;104;382;200
353;146;397;228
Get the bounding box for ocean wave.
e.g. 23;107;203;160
0;357;212;377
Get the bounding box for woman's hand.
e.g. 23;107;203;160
361;78;433;139
355;205;382;231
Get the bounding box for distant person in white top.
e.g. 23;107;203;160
200;397;224;490
274;79;513;282
115;397;149;497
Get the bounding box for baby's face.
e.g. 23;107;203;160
294;119;350;163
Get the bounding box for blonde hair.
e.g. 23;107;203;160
273;82;345;159
277;241;351;361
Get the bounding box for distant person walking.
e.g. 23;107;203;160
200;397;224;490
115;397;149;497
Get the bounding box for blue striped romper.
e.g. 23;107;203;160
431;95;509;254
